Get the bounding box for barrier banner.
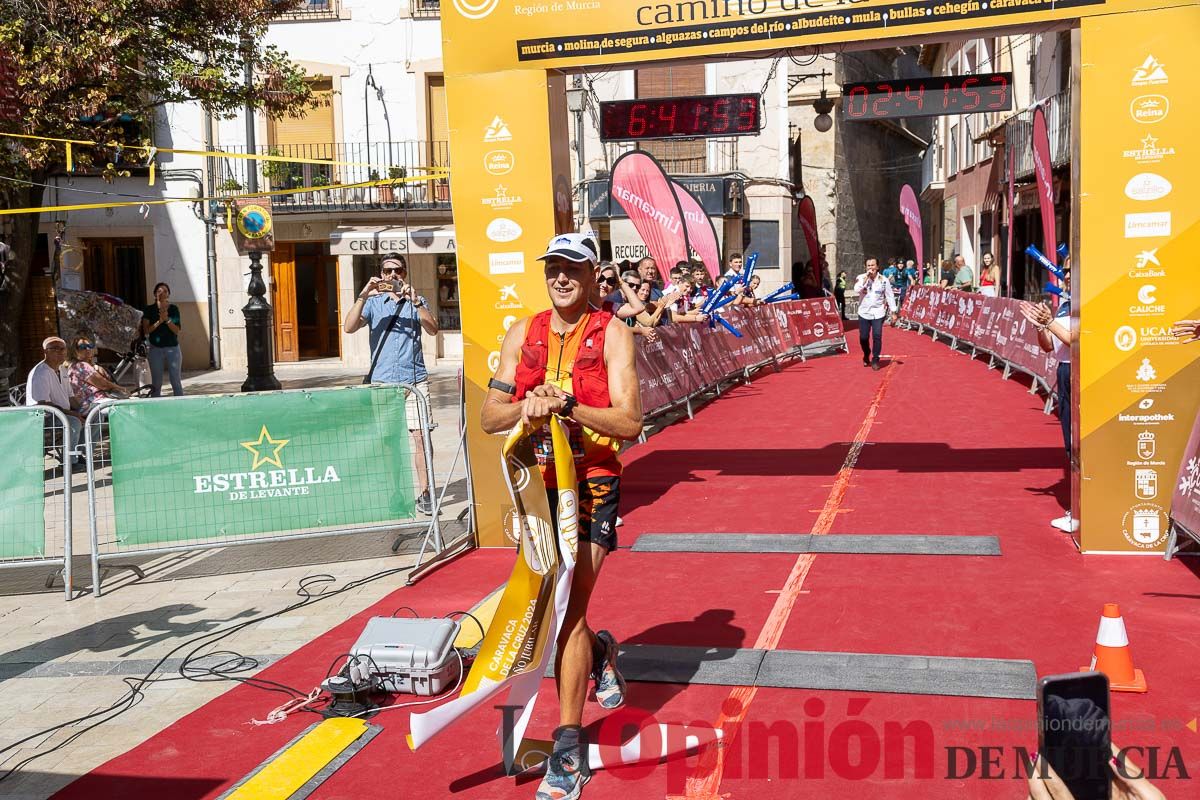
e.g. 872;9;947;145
0;410;47;558
1169;408;1200;537
673;181;722;280
610;151;691;276
899;184;924;269
107;387;414;547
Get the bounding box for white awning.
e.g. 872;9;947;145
329;225;456;256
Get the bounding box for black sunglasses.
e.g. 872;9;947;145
598;275;618;284
76;343;96;350
381;267;405;275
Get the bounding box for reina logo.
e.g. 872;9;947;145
1130;95;1169;125
193;426;340;502
1131;55;1168;86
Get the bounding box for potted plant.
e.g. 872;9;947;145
218;177;243;196
378;166;406;204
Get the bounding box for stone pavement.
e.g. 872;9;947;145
0;360;472;799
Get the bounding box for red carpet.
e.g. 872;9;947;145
54;326;1200;800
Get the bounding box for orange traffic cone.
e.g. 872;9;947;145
1082;603;1147;693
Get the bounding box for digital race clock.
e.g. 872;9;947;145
599;93;762;142
841;73;1013;120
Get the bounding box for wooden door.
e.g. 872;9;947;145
316;256;340;357
271;242;299;362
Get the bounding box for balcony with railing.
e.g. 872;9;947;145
275;0;342;20
214;141;450;213
411;0;441;18
1003;89;1071;182
921;141;944;198
604;138;739;176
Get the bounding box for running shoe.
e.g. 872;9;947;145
535;738;590;800
415;491;433;516
592;630;626;709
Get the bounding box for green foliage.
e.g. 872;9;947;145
0;0;315;179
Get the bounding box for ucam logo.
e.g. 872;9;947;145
451;0;499;17
192;425;340;502
1124;173;1171;202
1114;326;1137;352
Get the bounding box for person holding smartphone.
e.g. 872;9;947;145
344;253;439;516
854;257;898;370
141;282;183;397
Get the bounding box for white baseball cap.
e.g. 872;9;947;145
536;233;599;266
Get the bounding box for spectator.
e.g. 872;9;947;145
343;252;439;516
923;262;936;284
667;276;708;323
26;336;84;461
1171;318;1200;342
953;254;975;290
724;252;743;279
615;271;657;340
834;271;848;319
689;262;714;307
1019;258;1076;532
635;279;682;330
1027;743;1166;800
939;258;957;288
737;274;763;305
68;335;128;416
882;259;899;287
979;252;1000;297
636;257;662;299
854;257;898;371
142;282;183;397
666;262;688;294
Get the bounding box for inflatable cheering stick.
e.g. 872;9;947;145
1025;244;1065;280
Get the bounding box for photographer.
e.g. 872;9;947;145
344;253;439;516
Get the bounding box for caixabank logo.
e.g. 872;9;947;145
191;425;342;502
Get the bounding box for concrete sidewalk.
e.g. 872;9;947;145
0;360;472;799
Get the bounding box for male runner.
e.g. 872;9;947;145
481;233;643;800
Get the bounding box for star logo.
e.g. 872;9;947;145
240;426;290;470
1140;134;1158;149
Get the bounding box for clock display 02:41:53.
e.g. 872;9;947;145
842;73;1013;120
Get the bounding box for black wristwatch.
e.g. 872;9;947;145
560;393;578;418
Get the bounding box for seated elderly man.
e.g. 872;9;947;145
26;336;85;462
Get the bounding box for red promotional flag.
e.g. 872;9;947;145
1005;142;1016;296
797;195;823;289
610;151;690;277
672;181;721;281
899;184;923;269
1032;106;1059;303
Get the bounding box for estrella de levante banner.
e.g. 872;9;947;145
107;386;414;547
0;409;49;559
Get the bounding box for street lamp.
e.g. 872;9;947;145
240;39;281;392
566;79;587;226
813;89;835;133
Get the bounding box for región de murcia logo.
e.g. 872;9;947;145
192;425;341;501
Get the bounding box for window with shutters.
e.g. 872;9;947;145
267;77;336;185
634;64;706;174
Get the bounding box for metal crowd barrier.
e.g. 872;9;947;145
83;384;443;596
0;405;76;600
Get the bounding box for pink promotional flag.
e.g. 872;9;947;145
899;184;923;269
672;181;721;281
610;151;690;279
797;195;822;287
1032;106;1059;304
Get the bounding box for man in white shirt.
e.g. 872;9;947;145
854;257;898;371
1020;261;1078;532
26;336;83;453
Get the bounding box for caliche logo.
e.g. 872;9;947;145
1123;173;1171;202
1138;285;1157;305
1131;55;1168;86
1122;503;1166;548
1130;284;1165;318
1114;326;1137;352
486;218;523;243
484;150;514;176
193;425;341;502
1130;95;1169;124
451;0;499;18
484;116;512;143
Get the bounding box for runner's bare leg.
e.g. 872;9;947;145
555;541;607;726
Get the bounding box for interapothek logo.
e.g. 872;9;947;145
452;0;499;20
192;426;341;502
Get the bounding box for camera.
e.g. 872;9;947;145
376;281;395;293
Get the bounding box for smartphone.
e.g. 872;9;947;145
1037;671;1112;800
375;281;394;293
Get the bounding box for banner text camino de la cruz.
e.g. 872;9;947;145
107;387;415;548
